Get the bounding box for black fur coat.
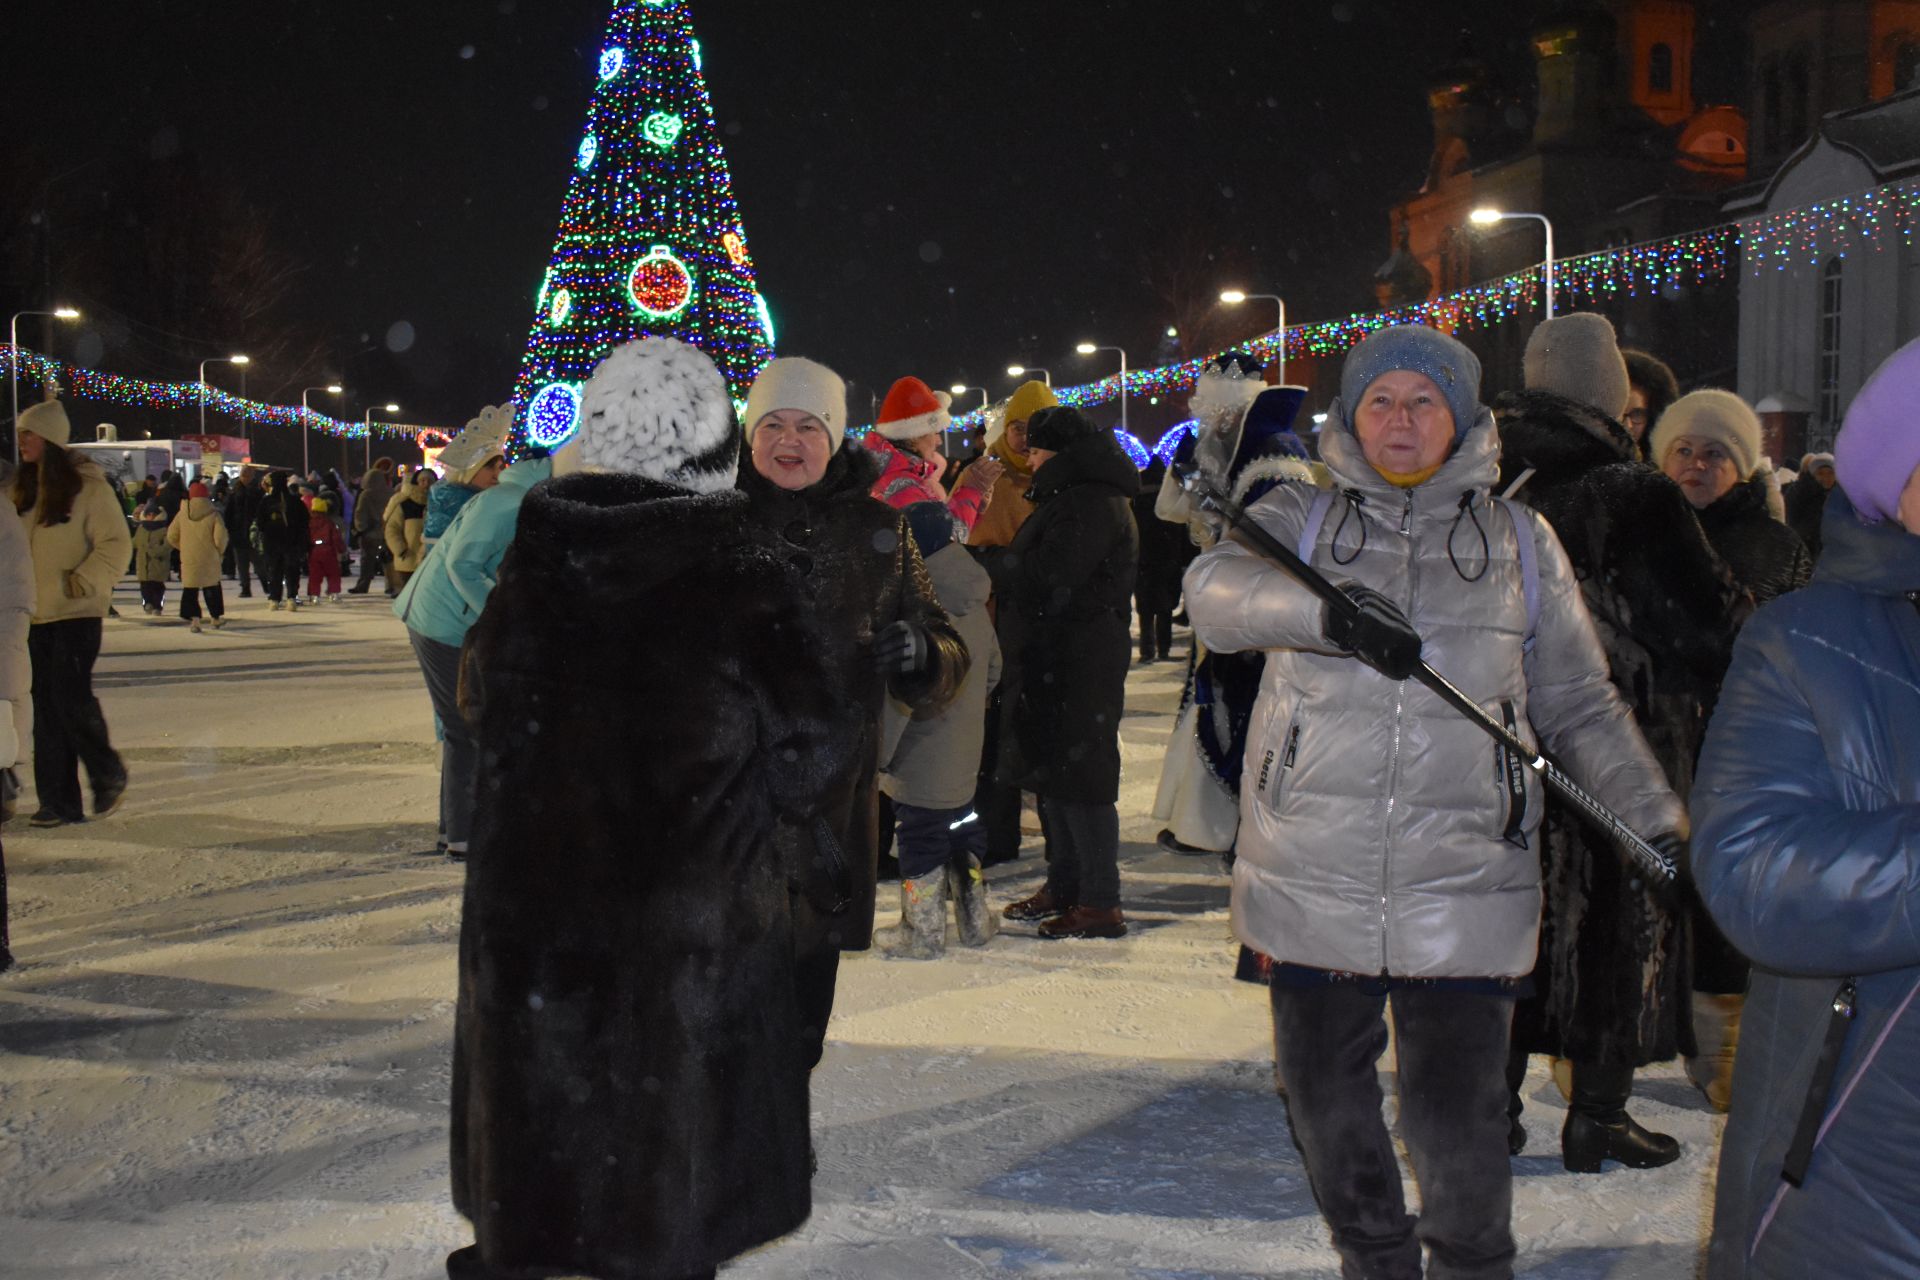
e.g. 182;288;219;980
997;430;1141;803
1496;389;1744;1066
737;443;968;955
449;473;857;1279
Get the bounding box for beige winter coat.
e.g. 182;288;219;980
17;451;131;624
384;475;430;574
0;508;31;765
1185;409;1682;980
168;497;230;589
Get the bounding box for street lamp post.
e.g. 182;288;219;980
1006;364;1051;386
300;385;343;475
1470;207;1556;318
9;306;80;462
1074;342;1129;431
197;354;250;441
363;403;401;472
948;384;988;457
1220;290;1288;382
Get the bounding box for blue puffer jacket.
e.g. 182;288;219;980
424;479;482;546
1692;486;1920;1280
395;457;552;647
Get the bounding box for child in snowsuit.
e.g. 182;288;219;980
168;481;230;632
306;497;347;602
132;500;171;614
874;502;1003;958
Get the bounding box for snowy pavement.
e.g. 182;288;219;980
0;585;1722;1278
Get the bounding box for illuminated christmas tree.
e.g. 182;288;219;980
511;0;775;452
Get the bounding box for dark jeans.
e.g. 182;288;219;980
180;585;225;620
261;550;302;603
1271;981;1517;1280
795;947;840;1071
976;685;1022;863
409;630;478;851
1137;604;1174;659
892;800;989;881
353;531;389;593
228;533;255;594
1038;795;1120;910
138;580;166;611
28;619;125;821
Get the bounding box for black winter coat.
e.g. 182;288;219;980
997;430;1140;803
737;443;968;954
1132;461;1191;614
1699;474;1813;609
223;480;261;540
253;484;309;556
1781;470;1829;561
451;473;857;1279
1496;388;1744;1066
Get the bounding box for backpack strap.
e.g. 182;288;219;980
1498;497;1540;653
1296;489;1336;564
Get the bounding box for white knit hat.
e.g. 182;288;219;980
744;357;847;452
552;338;740;494
1650;389;1761;480
18;399;71;448
436;405;513;484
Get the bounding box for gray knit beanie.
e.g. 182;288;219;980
1337;325;1482;440
1523;313;1631;420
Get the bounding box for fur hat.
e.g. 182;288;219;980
1651;389;1761;481
554;338;740;494
1027;405;1103;453
437;405;513;485
18;399;71;448
1800;451;1835;475
990;378;1067;449
1835;336;1920;524
1622;348;1680;426
745;356;847;453
1337;325;1482;440
1523;314;1631;420
874;377;951;441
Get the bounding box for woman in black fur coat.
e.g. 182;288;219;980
735;356;969;1069
1494;381;1744;1165
448;340;858;1280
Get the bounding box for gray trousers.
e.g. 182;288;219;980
409;630;478;851
1271;980;1517;1280
1038;795;1121;910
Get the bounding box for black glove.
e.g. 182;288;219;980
872;620;930;675
1631;833;1692;912
1322;584;1422;681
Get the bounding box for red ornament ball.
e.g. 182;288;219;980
628;247;694;318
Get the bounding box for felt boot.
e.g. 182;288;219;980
947;854;998;947
875;873;947;959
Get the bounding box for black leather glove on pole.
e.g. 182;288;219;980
1322;583;1424;681
1634;833;1692;912
872;620;930;674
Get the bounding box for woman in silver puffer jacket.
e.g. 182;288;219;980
1186;325;1684;1280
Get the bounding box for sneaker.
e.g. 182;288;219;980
211;616;227;629
328;594;341;604
1037;905;1127;940
288;598;301;611
189;618;203;633
307;595;320;606
269;600;285;611
345;586;369;594
93;773;128;819
29;809;80;828
1156;828;1219;857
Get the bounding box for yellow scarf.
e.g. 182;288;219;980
989;434;1034;481
1377;462;1442;489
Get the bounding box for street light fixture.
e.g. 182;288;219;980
1470;207;1557;318
197;354;250;440
1220;289;1288;382
9;306;80;464
1006;364;1051;386
948;383;988;411
1075;342;1130;430
363;402;401;472
300;384;343;475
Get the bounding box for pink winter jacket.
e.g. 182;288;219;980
861;434;986;541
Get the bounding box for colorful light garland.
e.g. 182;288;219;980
934;176;1920;433
508;0;775;452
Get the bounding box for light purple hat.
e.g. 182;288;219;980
1834;336;1920;523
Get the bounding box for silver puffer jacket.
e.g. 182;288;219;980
1184;409;1682;979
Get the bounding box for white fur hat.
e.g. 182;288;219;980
744;356;848;452
1650;388;1762;480
436;404;513;484
552;338;740;493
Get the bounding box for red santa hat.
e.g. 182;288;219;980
873;376;952;441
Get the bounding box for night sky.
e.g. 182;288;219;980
7;1;1559;437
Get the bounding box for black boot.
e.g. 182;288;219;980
1561;1061;1680;1172
1504;1044;1530;1156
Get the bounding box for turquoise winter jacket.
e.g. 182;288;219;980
1693;487;1920;1279
395;457;552;647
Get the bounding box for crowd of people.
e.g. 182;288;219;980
1;315;1914;1280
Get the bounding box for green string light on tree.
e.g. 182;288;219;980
510;0;775;453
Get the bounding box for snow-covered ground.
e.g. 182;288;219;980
0;584;1722;1278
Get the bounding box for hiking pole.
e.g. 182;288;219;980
1175;463;1677;885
